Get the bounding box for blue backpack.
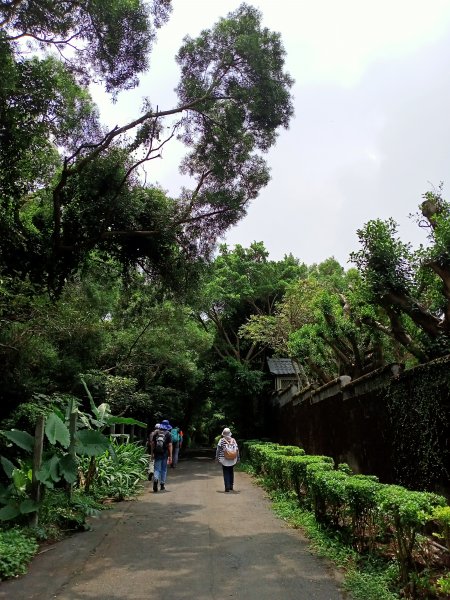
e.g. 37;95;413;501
171;428;180;443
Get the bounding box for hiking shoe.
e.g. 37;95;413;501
160;483;165;490
225;488;230;493
153;480;158;492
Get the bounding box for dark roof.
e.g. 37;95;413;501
267;358;297;376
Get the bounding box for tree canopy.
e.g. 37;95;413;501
350;188;450;361
0;2;294;294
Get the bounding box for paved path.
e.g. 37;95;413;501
1;452;345;599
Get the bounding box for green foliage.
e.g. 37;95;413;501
383;362;450;490
435;573;450;596
45;413;70;448
428;505;450;551
241;259;397;386
80;441;148;501
244;441;449;596
0;527;38;580
196;243;303;433
344;570;399;600
1;430;34;453
349;189;450;360
376;484;445;584
1;3;294;297
1;1;171;92
36;488;103;538
351;218;414;298
0;390;146;524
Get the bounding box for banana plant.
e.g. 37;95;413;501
0;381;146;521
0;449;37;522
78;377;146;491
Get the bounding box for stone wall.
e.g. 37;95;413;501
270;359;450;493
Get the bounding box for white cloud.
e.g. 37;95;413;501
90;0;450;265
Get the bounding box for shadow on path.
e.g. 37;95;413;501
0;452;345;600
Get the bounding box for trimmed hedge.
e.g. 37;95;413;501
244;441;448;587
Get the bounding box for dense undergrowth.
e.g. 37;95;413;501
241;442;450;600
0;440;148;581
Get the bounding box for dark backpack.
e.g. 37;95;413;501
154;431;167;455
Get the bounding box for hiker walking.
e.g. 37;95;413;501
146;423;160;481
170;425;182;468
150;420;172;492
216;427;239;493
147;423;160;451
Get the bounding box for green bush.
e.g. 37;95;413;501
428;505;450;551
376;485;446;585
81;440;148;501
0;527;38;579
345;475;380;551
243;440;449;595
38;489;102;536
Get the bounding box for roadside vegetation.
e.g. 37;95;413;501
0;439;149;580
0;386;149;580
241;442;450;600
0;0;449;593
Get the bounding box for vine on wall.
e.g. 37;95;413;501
383;357;450;491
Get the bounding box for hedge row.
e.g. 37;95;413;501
243;441;449;586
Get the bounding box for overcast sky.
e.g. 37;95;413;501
91;0;450;268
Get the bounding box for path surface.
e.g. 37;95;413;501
1;452;345;599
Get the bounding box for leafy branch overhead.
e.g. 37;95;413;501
0;2;294;293
350;189;450;360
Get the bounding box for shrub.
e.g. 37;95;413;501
375;485;445;585
0;527;38;579
345;475;380;551
428;505;450;551
80;440;148;501
243;440;449;595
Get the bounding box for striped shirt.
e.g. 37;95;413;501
216;436;239;466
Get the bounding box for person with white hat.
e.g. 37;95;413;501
215;427;239;492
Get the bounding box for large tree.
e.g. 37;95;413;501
1;2;294;294
350;188;450;361
194;242;305;435
198;242;305;365
240;258;398;385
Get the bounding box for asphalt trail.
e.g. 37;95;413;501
1;452;345;599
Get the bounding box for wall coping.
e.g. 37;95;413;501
271;354;450;409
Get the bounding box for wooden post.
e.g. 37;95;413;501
119;423;125;443
130;425;135;442
30;416;45;527
67;411;78;499
68;412;77;459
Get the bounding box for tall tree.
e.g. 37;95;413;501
350;189;450;361
195;242;304;435
240;258;400;385
198;242;305;365
1;3;294;294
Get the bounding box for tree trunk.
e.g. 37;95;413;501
30;416;45;527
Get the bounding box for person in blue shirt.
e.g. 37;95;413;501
150;420;172;492
170;425;182;468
